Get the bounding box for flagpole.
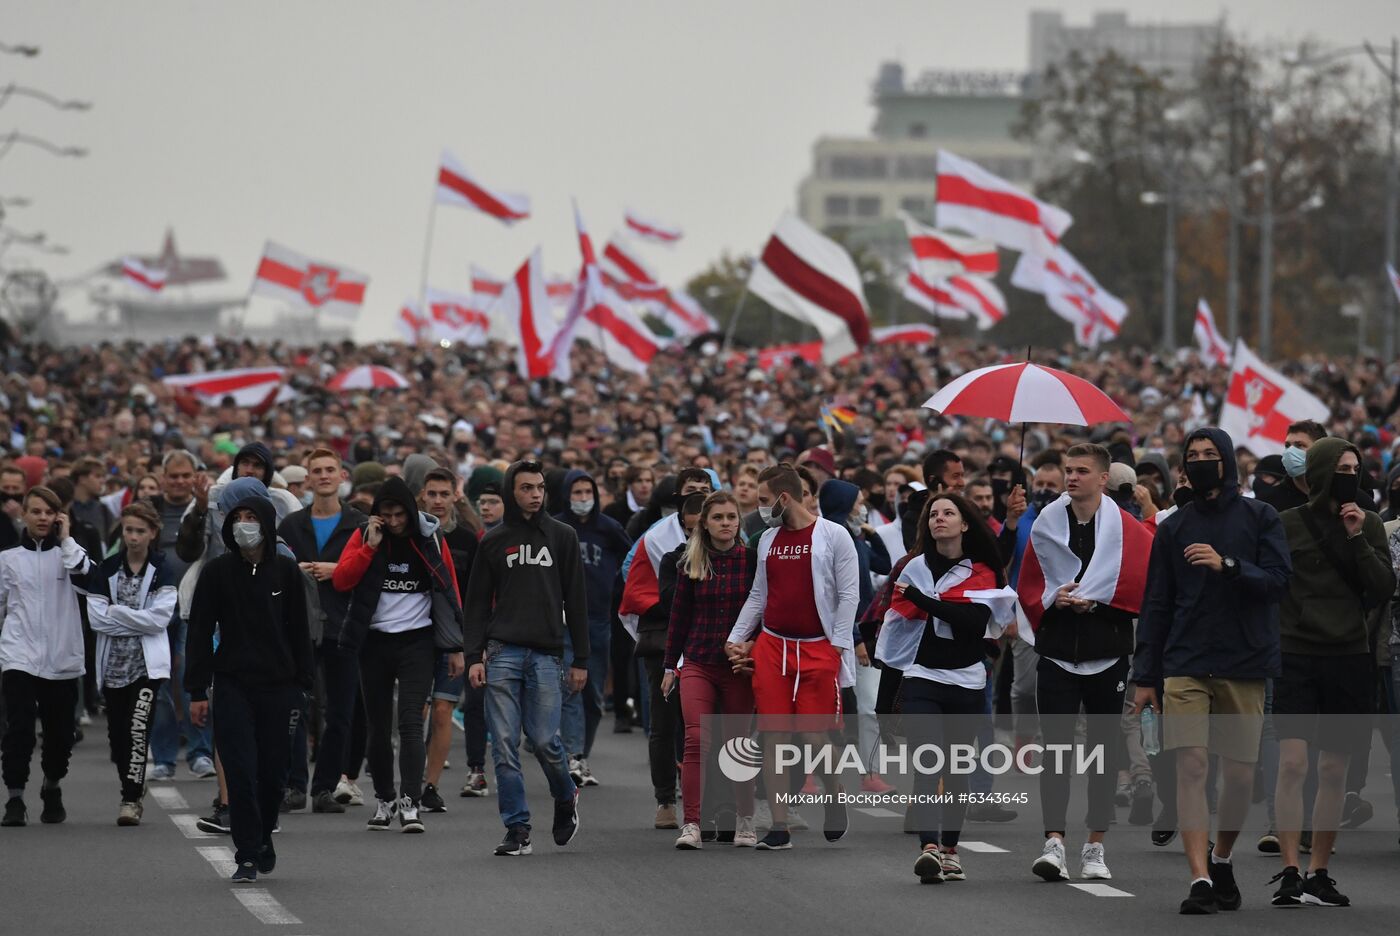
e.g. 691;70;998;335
721;285;750;355
416;190;439;323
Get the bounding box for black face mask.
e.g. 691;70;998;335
1031;488;1059;511
1331;472;1359;506
1183;459;1224;498
867;491;888;515
1251;475;1279;499
1173;486;1195;509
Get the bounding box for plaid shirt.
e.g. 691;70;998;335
665;543;752;670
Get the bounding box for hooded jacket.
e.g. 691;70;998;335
1382;463;1400;522
85;550;178;690
1278;436;1395;656
553;469;632;626
626;475;678;541
332;476;463;653
278;501;368;645
462;461;589;665
0;527;94;680
819;479;891;622
402;453;439;497
184;489;314;701
1133;427;1293;683
175;442;293;564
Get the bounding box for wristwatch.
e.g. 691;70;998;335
1221;556;1240;578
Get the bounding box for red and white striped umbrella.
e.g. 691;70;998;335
327;365;412;392
923;362;1129;426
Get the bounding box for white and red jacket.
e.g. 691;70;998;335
618;513;688;641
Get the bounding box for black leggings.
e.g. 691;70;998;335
901;676;984;848
1;671;78;793
642;655;680;805
1035;656;1128;835
104;678;161;802
360;627;435;803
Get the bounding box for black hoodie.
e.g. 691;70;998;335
462;462;589;665
184;490;314;701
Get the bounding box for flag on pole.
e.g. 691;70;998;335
161;367;286;409
435;151;530;223
624;209;682;245
122;257;167;293
491;249;559;380
1011;248;1125;348
251;241;368;319
602;237;717;336
901;213;998;278
396;300;429;343
555;205;660;376
1193;298;1230;366
1387;262;1400;304
904;270;970;321
945;274;1007;330
1219;340;1330;456
748;212;872;363
871;323;938;346
425;287;490;347
934;150;1072;256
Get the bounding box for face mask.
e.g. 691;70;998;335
1281;446;1307;478
300;491;314;507
854;504;868;525
759;497;786;528
232;521;263;549
570;499;594;517
990;478;1011;502
1330;471;1359;506
1172;486;1195;509
338;481;352;500
1031;489;1059;511
1251;476;1277;499
1184;459;1224;497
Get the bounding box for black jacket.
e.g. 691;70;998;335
278;503;367;645
184;490;314;701
1034;505;1137;664
1132;427;1293;683
463;462;589;665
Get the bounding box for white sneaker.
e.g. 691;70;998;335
578;758;600;787
1032;836;1069;881
674;822;703;850
568;755;585;786
734;815;757;847
753;800;773;830
366;798;396;830
786;807;810;832
1079;842;1111;879
398;795;424;833
344;780;364;806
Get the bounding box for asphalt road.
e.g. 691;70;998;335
6;720;1400;935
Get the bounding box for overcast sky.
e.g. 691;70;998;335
5;1;1393;338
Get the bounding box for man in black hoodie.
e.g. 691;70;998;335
185;488;313;884
1133;427;1293;915
464;460;588;857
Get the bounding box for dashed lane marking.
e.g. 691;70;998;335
854;807;903;818
197;845;236;877
232;889;303;925
150;787;190;812
171;814;215;839
1068;883;1135;897
956;841;1010;853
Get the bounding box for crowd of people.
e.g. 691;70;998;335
2;332;1400;912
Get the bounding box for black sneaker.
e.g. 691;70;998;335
1269;866;1305;907
1128;779;1155;826
256;844;276;876
1207;859;1241;911
1152;828;1178;847
421;784;447;813
38;787;65;824
823;797;848;843
231;861;257;884
1340;792;1373;829
1;797;25;827
1179;880;1218;915
311;790;345;814
1257;830;1280;854
1299;830;1312;853
966;803;1017;822
495;825;532;856
1302;870;1350;907
196;804;231;834
756;828;792;850
553;789;579;846
280;789;307;813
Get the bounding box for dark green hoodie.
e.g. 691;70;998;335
1279;437;1395;655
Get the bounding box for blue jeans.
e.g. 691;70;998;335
582;616;610;757
484;642;577;830
560;629;585;758
150;612;214;768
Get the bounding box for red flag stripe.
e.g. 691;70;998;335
256;257;365;303
761;236;872;348
515;261;550;378
174;372;283;397
936;174;1061;247
909;235;998;276
625;216;681;242
948;276;1005;323
588;303;658;363
603;242;651;282
438;166;528;221
907;271;957;305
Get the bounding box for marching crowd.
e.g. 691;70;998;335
2;333;1400;914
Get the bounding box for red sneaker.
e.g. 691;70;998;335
861;774;896;794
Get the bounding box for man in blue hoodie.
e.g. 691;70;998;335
555;469;631;786
1133;426;1293;915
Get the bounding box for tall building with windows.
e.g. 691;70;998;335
1029;9;1221;83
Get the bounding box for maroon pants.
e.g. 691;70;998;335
679;661;756;826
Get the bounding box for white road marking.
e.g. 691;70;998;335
150;787;190;812
171;814;214;839
197;845;236;877
1068;882;1134;897
233;889;303;925
956;841;1010;853
854;807;902;818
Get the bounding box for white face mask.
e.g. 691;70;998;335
232;521;263;549
758;498;786;528
570;499;594;517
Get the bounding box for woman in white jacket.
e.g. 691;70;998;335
0;486;94;828
84;501;177;826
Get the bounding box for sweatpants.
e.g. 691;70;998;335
360;627;434;803
104;677;161;802
1;671;79;793
901;676;983;848
309;640;361;797
1035;656;1127;835
212;676;301;865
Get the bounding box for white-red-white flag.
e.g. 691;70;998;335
435;151;530;224
122;257;167;293
623;209;682;245
558;206;660;376
748;212;872;363
872;323;938;346
1219;340;1329;457
904;270;970;321
396;300;429;344
490;249;559;381
1011;248;1125;348
946;274;1007;330
1387;262;1400;304
162;368;285;409
1193;298;1230;367
901;213;998;279
934;150;1072;257
425;287;490;347
475;265;571;307
251;241;368;319
602;236;717;337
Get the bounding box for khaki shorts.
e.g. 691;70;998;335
1162;677;1265;763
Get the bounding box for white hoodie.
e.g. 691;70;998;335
0;535;93;680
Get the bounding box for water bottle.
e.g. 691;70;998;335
1140;704;1161;757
